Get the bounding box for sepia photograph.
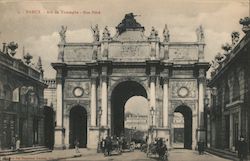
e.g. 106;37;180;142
0;0;249;160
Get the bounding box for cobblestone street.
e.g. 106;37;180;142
6;149;233;161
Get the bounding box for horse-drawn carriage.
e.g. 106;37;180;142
121;140;135;152
146;139;168;161
102;136;136;156
103;137;122;156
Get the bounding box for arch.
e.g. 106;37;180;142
109;77;149;99
43;106;55;149
110;80;148;137
174;105;192;149
69;105;87;148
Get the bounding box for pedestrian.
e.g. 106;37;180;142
101;138;105;153
198;140;204;155
74;139;80;153
16;137;20;151
237;135;248;161
11;136;16;151
104;136;112;156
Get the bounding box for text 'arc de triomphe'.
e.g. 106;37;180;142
52;13;210;149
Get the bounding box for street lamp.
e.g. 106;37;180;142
97;106;102;153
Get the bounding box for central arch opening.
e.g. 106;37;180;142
173;105;192;149
111;81;148;138
69;105;87;148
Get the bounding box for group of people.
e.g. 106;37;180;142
98;135;135;156
11;136;20;151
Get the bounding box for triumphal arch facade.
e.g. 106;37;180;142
52;13;209;149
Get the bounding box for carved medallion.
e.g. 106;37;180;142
73;87;84;97
178;87;189;98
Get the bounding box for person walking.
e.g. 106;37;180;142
16;137;20;151
237;135;248;161
104;136;112;156
11;136;16;151
74;139;80;153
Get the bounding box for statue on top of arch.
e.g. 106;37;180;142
149;26;158;39
196;25;204;43
59;25;67;43
102;26;111;40
116;13;144;34
163;24;170;43
91;24;100;42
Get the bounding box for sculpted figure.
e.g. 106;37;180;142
196;25;204;42
211;60;219;70
231;31;240;46
59;26;67;43
214;52;226;64
163;24;170;42
103;26;111;40
150;26;158;38
91;24;100;42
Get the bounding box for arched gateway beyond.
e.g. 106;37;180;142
111;81;148;137
174;105;192;149
69;106;87;148
52;13;209;149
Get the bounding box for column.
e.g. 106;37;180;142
150;76;156;126
101;76;108;126
54;77;65;149
229;113;233;150
198;80;204;128
163;78;169;127
90;77;97;126
56;80;63;127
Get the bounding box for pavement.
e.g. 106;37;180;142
1;148;237;161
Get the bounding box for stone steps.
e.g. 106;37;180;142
0;146;51;156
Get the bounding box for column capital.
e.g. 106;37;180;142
91;76;98;81
149;75;157;82
198;68;206;82
161;77;169;84
101;75;108;81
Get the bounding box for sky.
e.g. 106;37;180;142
0;0;248;115
0;0;248;79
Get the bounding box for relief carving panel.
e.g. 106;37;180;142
64;46;92;62
169;79;197;99
64;81;90;98
109;43;150;59
169;46;198;60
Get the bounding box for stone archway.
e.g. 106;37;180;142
110;81;148;137
174;105;192;149
69;105;87;148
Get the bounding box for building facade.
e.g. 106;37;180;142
208;17;250;153
43;79;56;149
125;114;148;131
0;42;47;150
52;13;209;149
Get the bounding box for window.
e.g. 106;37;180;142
232;78;240;101
224;84;230;104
